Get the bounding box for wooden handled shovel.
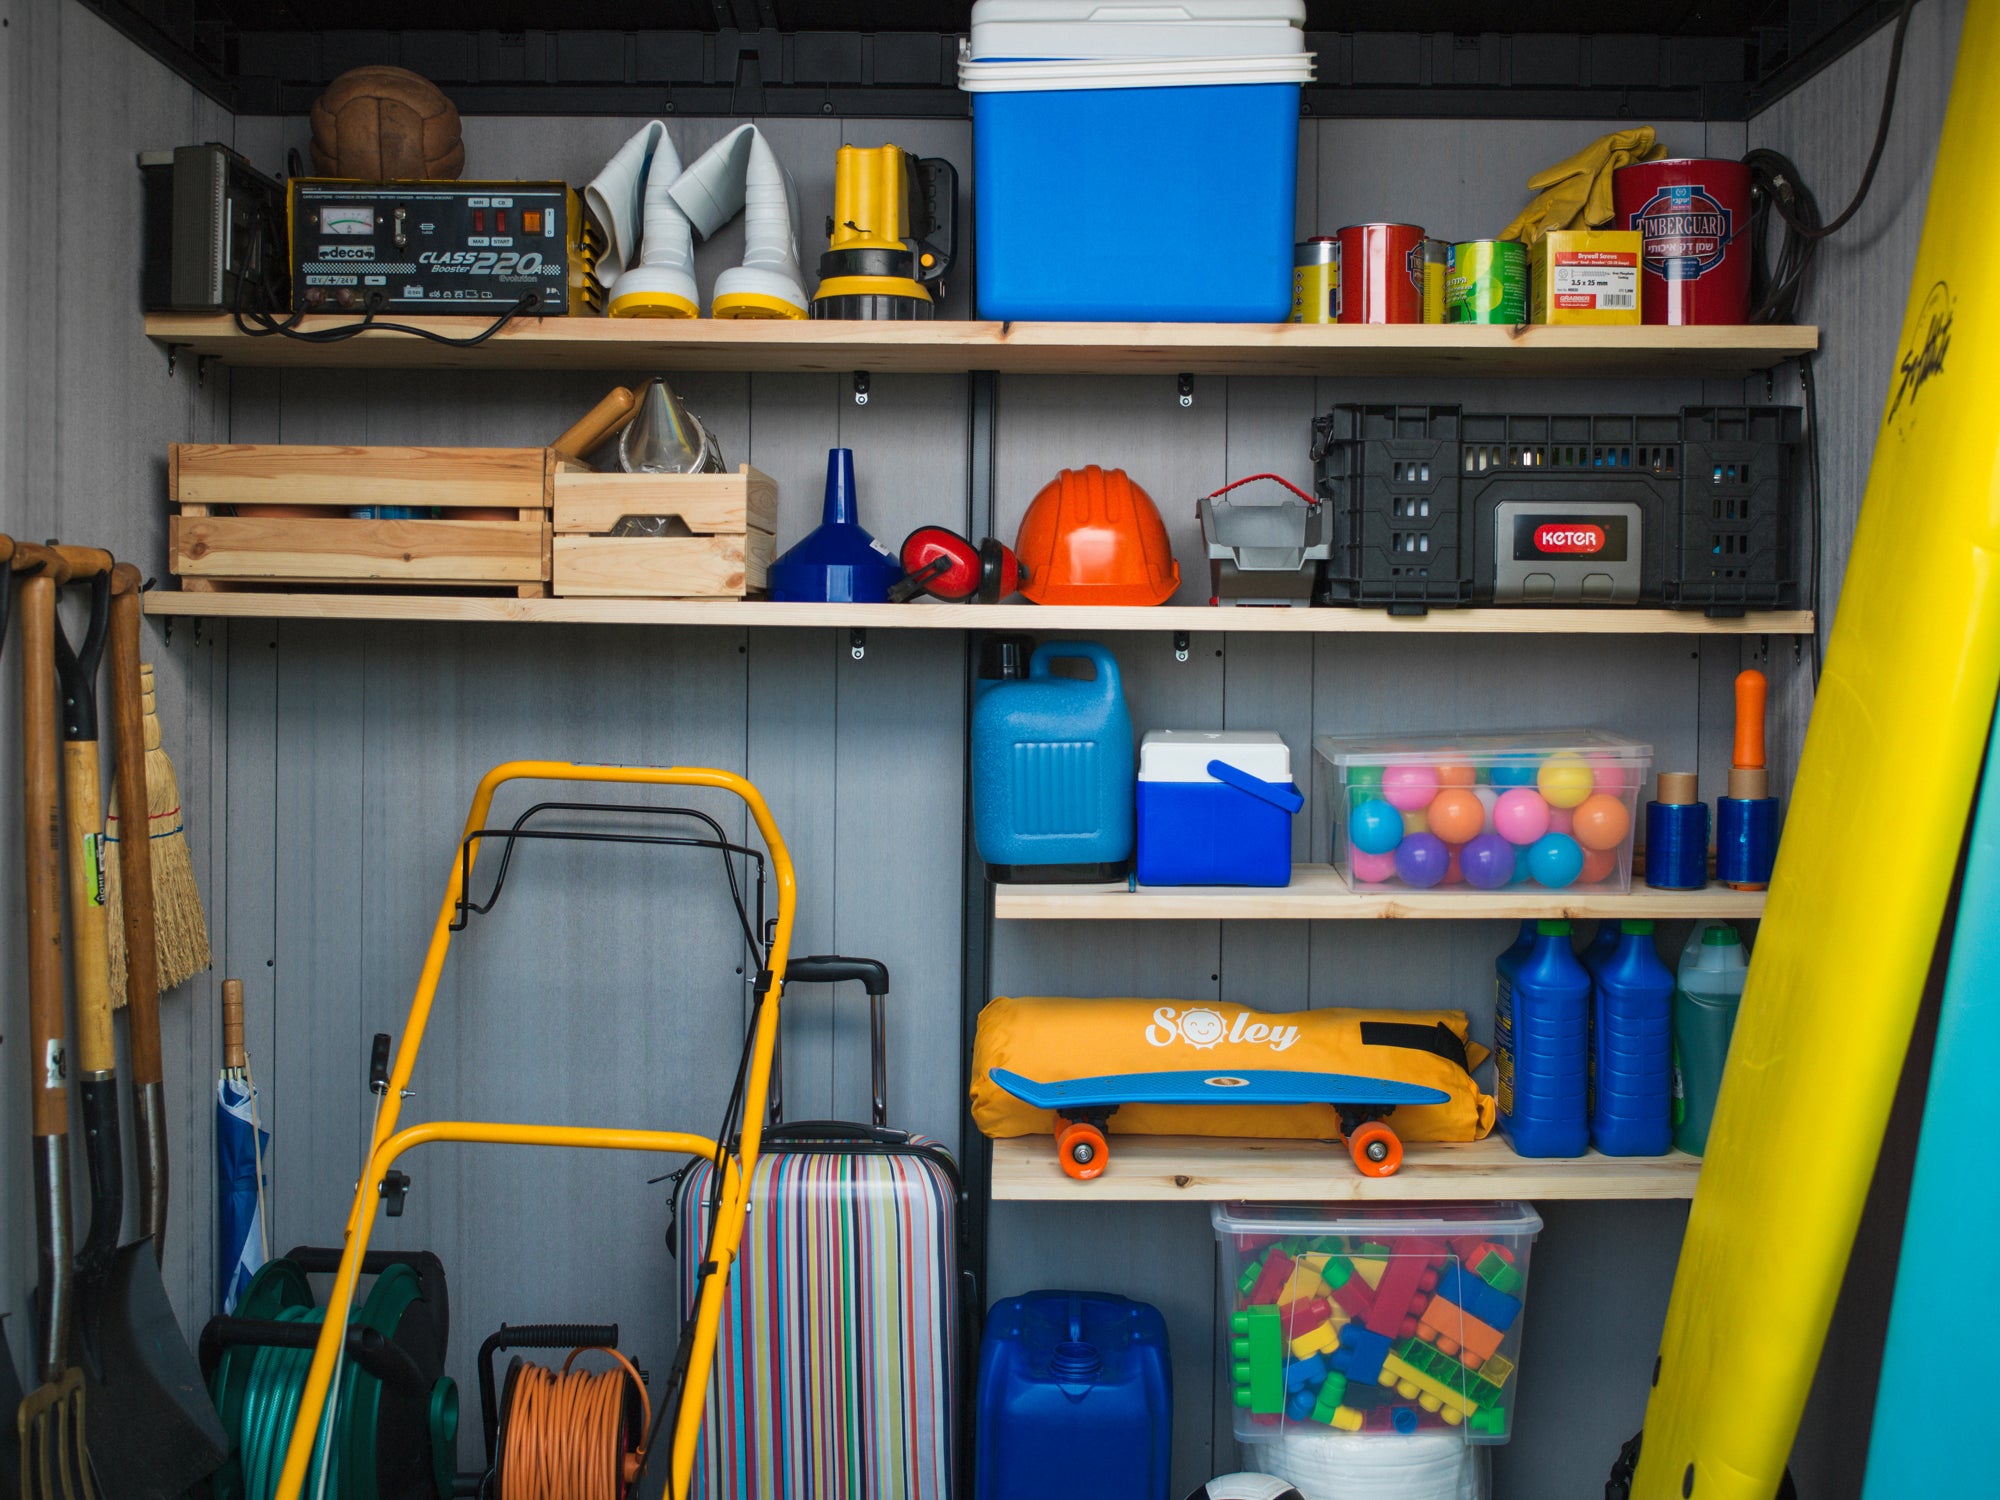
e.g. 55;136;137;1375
13;542;96;1500
50;548;224;1499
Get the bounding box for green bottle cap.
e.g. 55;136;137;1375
1703;924;1740;946
1621;919;1654;935
1537;919;1570;937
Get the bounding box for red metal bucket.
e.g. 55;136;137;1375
1612;158;1753;325
1336;223;1426;324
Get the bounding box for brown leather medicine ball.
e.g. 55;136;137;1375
310;65;464;180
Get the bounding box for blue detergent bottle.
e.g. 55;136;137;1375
1580;920;1620;975
1589;920;1675;1156
975;1291;1171;1500
972;641;1135;882
1495;919;1590;1157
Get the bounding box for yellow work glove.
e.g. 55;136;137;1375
1499;127;1669;244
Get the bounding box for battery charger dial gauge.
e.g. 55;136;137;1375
318;207;376;236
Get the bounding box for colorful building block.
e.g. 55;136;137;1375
1247;1249;1296;1307
1285;1351;1329;1394
1281;1296;1334;1339
1237;1247;1272;1298
1309;1371;1349;1421
1466;1404;1509;1437
1323;1258;1376;1322
1382;1336;1506;1426
1415;1292;1506;1367
1290;1319;1339;1361
1476;1249;1525;1298
1287;1387;1319;1420
1362;1253;1442;1337
1436;1263;1521;1333
1276;1262;1330;1307
1231;1306;1285;1415
1329;1405;1364;1431
1480;1352;1516;1389
1327;1322;1391;1384
1349;1256;1387;1289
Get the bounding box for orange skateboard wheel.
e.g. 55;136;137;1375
1055;1119;1108;1180
1348;1120;1403;1177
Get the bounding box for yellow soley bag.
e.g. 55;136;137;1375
971;995;1494;1142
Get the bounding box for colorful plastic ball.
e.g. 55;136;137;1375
1394;832;1451;888
1472;786;1500;823
1547;805;1575;836
1428;788;1487;845
1588;753;1637;795
1348;764;1385;794
1580;845;1620;884
1493;788;1551;845
1572;792;1633;851
1459;832;1516;889
1537;752;1594;809
1441;846;1465;885
1382;763;1441;811
1349;798;1406;856
1350;847;1399;884
1436;762;1477;788
1402;808;1430;836
1527;832;1586;888
1490;761;1538;788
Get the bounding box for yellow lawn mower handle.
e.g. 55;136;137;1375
272;761;797;1500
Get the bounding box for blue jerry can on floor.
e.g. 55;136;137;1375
972;641;1135;882
976;1290;1172;1500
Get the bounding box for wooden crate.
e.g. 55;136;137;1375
169;444;553;596
550;463;777;599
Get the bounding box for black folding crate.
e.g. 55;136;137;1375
1311;402;1800;615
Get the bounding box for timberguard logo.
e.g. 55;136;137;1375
1534;523;1605;554
1631;184;1733;278
1888;280;1952;426
1146;1005;1300;1053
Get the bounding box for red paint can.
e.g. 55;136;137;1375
1336;223;1426;324
1612;158;1754;325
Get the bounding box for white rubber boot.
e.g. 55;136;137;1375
585;120;698;318
669;124;808;320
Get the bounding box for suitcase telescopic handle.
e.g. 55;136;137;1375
771;955;891;1129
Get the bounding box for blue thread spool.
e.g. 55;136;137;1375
1645;772;1710;889
1717;795;1779;888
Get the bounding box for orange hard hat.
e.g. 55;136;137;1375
1014;466;1180;607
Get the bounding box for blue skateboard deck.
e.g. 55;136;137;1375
990;1066;1448;1111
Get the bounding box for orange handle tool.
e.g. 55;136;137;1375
1733;670;1768;770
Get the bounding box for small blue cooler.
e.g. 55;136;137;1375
959;7;1313;322
1137;730;1300;886
976;1290;1172;1500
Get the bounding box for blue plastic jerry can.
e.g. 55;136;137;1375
976;1291;1171;1500
972;641;1134;882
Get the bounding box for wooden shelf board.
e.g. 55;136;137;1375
145;315;1817;377
993;864;1767;921
990;1133;1701;1201
141;591;1815;636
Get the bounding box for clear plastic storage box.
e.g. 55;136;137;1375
1214;1201;1544;1445
1314;730;1652;895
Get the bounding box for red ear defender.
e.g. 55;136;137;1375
890;526;1030;603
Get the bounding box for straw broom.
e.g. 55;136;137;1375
106;663;211;1002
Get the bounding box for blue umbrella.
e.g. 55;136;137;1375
216;979;268;1313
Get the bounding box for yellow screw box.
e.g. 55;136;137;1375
1531;229;1642;324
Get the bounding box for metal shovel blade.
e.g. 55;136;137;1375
75;1244;225;1499
15;1368;95;1500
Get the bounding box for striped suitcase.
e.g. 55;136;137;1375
676;956;962;1499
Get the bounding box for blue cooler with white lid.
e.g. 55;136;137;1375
960;1;1313;321
1137;730;1300;886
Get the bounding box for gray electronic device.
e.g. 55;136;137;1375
139;143;288;313
1490;499;1643;603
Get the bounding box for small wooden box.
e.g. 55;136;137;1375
550;463;777;599
169;444;553;595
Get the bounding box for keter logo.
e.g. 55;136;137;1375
1534;523;1606;553
1631;184;1733;278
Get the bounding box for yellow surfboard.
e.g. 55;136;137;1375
1633;9;2000;1499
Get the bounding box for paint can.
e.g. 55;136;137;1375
1335;223;1426;324
1446;240;1527;325
1291;236;1340;324
1612;157;1754;325
1422;238;1450;323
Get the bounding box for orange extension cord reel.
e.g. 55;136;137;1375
1015;465;1180;606
484;1326;649;1500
